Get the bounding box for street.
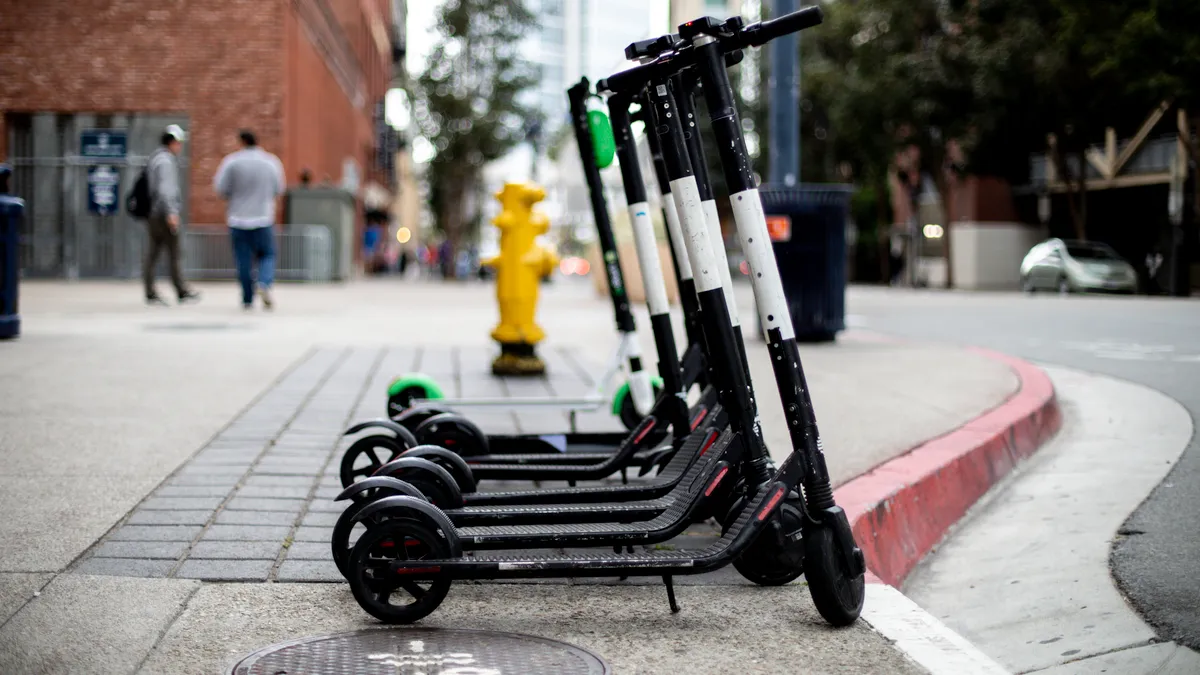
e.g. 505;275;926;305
833;286;1200;651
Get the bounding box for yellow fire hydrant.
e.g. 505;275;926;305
482;182;559;376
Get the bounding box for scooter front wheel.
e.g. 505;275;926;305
804;523;865;626
347;519;453;625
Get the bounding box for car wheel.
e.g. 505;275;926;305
1057;277;1071;295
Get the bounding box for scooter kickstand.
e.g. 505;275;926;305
663;575;680;613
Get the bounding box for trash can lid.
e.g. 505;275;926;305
758;182;856;207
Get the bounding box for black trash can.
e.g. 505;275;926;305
757;184;854;343
0;164;22;340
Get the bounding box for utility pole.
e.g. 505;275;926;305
767;0;800;186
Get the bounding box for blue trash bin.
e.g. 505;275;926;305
757;184;854;342
0;164;23;340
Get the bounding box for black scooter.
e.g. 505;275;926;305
341;7;864;629
326;80;766;575
333;79;724;491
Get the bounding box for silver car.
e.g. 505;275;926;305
1020;238;1138;294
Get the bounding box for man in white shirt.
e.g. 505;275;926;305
213;130;285;309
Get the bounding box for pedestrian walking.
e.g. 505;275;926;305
213;130;285;310
143;124;201;305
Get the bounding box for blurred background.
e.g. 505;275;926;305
1;0;1197;296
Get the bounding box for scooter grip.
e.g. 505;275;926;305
743;5;824;47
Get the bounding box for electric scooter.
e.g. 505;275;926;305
326;84;758;575
340;7;864;629
326;78;758;571
335;43;761;526
335;79;719;489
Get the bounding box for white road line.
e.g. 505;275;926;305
862;583;1010;675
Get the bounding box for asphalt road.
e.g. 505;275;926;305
836;286;1200;651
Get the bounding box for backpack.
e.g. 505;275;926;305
126;167;151;219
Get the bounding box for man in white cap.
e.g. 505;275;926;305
144;124;200;305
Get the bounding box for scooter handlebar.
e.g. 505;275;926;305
602;5;822;94
739;5;824;47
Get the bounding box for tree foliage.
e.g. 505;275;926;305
796;0;1200;246
413;0;543;259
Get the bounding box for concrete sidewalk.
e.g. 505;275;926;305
1;278;1021;674
905;366;1200;674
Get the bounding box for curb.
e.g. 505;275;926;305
836;347;1062;674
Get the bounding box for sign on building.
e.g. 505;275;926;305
80;130;128;162
87;165;121;215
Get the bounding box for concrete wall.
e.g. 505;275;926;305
950;222;1048;290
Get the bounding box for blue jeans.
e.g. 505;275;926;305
230;226;275;305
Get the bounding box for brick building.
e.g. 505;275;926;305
0;0;402;277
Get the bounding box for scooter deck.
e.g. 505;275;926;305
464;399;712;466
460;403;725;507
437;429;736;550
452;344;709;466
376;457;781;580
463;374;710;466
442;425;726;526
467;388;715;481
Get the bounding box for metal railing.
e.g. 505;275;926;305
182;224;334;282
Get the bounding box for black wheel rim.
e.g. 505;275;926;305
340;437;404;488
349;521;452;624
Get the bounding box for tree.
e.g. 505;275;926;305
1051;0;1200;293
412;0;543;276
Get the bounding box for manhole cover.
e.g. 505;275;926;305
228;627;610;675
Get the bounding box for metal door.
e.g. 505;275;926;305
5;112;190;278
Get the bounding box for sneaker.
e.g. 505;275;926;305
258;285;273;310
178;290;202;304
146;295;169;306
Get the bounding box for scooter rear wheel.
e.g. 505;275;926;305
617;382;664;431
348;519;453;625
413;414;489;457
393;403;456;430
722;494;805;586
340;436;405;488
387;384;435;417
331;502;426;578
804;523;865;626
399;445;477;494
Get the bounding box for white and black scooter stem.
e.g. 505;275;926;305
686;31;836;511
606;94;690;433
568;78;655;416
642;122;704;352
670;69;755;394
644;76;774;484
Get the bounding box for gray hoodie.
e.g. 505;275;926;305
213;147;285;228
147;147;182;218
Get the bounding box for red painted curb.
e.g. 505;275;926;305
834;347;1062;587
